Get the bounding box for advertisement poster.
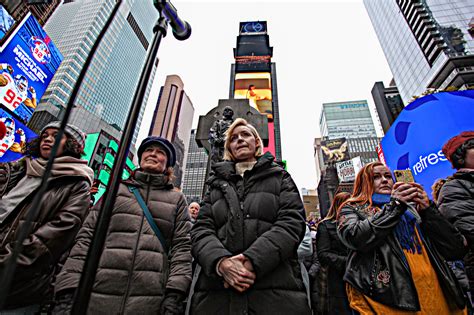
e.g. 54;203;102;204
320;137;350;165
0;12;63;124
0;108;37;162
379;90;474;198
336;156;363;182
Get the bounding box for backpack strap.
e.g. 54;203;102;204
127;185;168;252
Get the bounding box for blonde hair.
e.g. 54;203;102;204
223;118;263;161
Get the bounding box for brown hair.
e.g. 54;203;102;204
340;161;387;210
431;178;447;204
223;118;263;161
322;192;351;222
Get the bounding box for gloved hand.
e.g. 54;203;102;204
160;289;186;315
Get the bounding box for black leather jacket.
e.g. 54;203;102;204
337;199;467;312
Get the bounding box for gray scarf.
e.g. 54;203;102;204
0;156;93;224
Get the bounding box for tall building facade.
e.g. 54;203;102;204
3;0;60;25
316;100;380;216
149;75;194;188
30;0;158;144
364;0;474;104
182;129;208;203
371;81;404;133
230;21;282;160
319;100;377;139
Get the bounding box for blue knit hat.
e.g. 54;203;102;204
138;136;176;167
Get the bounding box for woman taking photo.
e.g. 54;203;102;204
337;162;467;314
0;121;93;313
317;191;352;314
190;118;311;314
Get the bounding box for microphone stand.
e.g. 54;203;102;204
0;0;122;309
71;16;171;314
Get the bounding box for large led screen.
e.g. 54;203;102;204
0;12;63;124
379;90;474;198
234;72;273;120
0;5;15;41
0;108;37;162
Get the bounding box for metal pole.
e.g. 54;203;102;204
71;17;169;314
0;0;122;308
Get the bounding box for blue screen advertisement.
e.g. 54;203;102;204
0;108;37;162
0;12;63;124
379;90;474;198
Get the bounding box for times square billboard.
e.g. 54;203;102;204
0;12;63;162
378;90;474;198
233;72;276;156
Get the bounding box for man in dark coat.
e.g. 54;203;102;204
439;131;474;298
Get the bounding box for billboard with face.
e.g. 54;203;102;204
234;72;273;120
321;138;349;165
0;12;63;124
0;108;37;162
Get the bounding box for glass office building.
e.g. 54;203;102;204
31;0;158;144
364;0;474;104
319;100;377;139
182;129;208;203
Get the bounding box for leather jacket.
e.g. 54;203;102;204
337;199;467;311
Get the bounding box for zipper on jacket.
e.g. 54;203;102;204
119;200;146;314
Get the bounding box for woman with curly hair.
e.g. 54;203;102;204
0;121;93;313
337;162;467;314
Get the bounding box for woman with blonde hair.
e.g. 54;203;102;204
317;191;352;314
337;161;467;314
190;118;311;314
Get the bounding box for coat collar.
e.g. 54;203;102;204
126;169;174;190
210;152;276;181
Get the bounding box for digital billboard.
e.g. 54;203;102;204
0;5;15;41
82;133;137;204
0;12;63;124
0;108;37;162
379;90;474;198
320;138;349;165
234;72;273;120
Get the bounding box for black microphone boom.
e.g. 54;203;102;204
154;0;191;40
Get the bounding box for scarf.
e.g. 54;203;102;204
0;156;93;224
372;193;424;254
235;161;257;177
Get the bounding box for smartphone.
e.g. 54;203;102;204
394;169;415;183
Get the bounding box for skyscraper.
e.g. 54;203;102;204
371;81;404;133
364;0;474;104
319;100;377;139
29;0;158;144
3;0;60;25
230;21;282;160
149;75;194;188
182;129;208;203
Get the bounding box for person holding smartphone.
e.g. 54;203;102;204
337;162;467;314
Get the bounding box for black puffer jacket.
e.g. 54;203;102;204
338;200;467;312
190;153;311;315
439;170;474;293
0;158;92;309
317;220;352;315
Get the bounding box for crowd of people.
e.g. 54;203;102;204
0;120;473;315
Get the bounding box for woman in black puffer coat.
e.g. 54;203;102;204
190;118;311;315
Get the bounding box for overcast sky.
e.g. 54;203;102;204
137;0;393;191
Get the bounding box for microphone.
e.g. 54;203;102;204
153;0;191;40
